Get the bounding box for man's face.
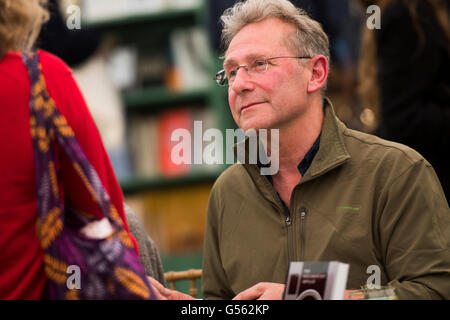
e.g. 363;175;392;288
225;18;310;132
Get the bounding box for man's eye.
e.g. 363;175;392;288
229;69;237;77
253;60;266;71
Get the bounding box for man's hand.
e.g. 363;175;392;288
147;276;196;300
233;282;285;300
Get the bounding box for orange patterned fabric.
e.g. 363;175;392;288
24;52;155;299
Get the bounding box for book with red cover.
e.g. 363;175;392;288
158;108;192;177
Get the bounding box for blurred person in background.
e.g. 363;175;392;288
207;0;235;54
292;0;363;127
208;0;361;66
0;0;136;299
37;0;100;67
125;204;166;285
358;0;450;201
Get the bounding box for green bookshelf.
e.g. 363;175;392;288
122;86;209;111
82;7;203;30
82;1;233;284
119;168;224;195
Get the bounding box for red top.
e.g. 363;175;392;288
0;50;135;299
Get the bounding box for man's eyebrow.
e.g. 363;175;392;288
223;58;236;69
223;54;266;68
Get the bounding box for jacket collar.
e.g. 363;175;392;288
238;98;351;203
303;98;351;182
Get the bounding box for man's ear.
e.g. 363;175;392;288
307;55;328;93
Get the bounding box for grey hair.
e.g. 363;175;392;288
220;0;330;63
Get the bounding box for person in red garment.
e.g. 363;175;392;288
0;0;136;299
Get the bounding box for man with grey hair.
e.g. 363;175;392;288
200;0;450;300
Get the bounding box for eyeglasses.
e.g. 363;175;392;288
214;56;311;86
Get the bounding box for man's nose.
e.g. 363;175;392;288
230;67;254;93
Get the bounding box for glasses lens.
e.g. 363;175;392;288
252;58;268;73
215;70;228;86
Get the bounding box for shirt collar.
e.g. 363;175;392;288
298;133;321;176
261;133;321;185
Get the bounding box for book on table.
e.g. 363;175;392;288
283;261;349;300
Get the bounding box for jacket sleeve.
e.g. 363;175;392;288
378;159;450;299
202;183;235;300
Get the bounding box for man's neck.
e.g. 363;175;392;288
269;98;324;208
277;100;324;172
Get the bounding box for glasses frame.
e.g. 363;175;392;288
214;56;312;86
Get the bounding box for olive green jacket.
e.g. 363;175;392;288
202;100;450;300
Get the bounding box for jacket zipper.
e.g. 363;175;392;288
284;205;295;263
300;207;307;261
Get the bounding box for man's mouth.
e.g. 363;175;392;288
241;102;264;112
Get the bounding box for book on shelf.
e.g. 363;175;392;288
127;106;221;180
158;108;192;177
284;261;349;300
166;0;201;10
82;0;167;23
106;46;138;90
190;107;222;174
137;49;170;88
128;116;159;178
169;27;211;91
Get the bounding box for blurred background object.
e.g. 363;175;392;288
291;0;366;130
38;0;132;180
357;0;450;200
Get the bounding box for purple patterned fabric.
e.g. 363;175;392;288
23;52;156;299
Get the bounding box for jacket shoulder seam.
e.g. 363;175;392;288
342;129;428;166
